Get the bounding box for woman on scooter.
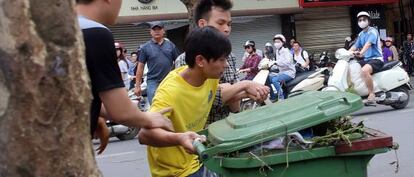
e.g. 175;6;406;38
268;34;296;101
239;40;261;80
264;42;276;61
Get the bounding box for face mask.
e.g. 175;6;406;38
274;42;283;49
358;20;369;29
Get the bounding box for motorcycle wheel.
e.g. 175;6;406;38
116;127;140;141
390;86;410;109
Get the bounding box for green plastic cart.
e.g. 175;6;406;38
194;91;393;177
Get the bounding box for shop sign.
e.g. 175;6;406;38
120;0;299;17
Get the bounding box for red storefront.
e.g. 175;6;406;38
299;0;398;8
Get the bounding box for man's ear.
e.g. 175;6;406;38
198;19;207;28
195;55;206;68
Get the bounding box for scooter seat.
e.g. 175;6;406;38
378;60;399;72
285;71;316;88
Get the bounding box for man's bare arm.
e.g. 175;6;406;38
134;62;145;96
220;81;269;104
359;42;372;55
99;88;173;131
138;128;206;154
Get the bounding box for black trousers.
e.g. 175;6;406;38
406;55;413;75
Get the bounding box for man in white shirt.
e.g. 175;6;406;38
292;41;310;73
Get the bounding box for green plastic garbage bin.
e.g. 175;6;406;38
194;91;392;177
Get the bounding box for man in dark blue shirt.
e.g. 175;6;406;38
134;22;180;104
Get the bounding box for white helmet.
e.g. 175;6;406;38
265;42;272;47
273;34;286;43
244;40;255;47
357;11;370;19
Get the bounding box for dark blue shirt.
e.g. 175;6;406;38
139;39;180;83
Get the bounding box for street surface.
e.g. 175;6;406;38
95;79;414;177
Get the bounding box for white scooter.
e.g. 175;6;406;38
323;48;412;109
240;58;329;110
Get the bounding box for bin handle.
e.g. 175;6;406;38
192;138;209;161
317;97;350;112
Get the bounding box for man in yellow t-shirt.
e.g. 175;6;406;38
148;66;219;177
138;27;231;177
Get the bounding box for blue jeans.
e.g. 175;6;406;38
269;73;293;100
146;80;160;105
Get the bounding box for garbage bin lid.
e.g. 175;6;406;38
206;91;363;154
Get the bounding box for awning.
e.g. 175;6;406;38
116;0;302;24
300;0;399;8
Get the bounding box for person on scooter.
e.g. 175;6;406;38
349;11;384;103
382;39;393;63
386;37;399;61
268;34;296;101
292;41;310;73
238;40;261;80
242;40;263;62
264;42;276;60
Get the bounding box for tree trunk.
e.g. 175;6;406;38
180;0;198;30
0;0;100;176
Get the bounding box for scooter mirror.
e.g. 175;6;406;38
335;48;353;61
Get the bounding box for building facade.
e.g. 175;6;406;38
384;0;414;47
295;0;398;57
109;0;301;60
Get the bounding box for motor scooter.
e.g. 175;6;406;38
323;48;412;109
309;51;334;71
240;58;329;110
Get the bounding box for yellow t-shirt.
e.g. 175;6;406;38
148;66;219;177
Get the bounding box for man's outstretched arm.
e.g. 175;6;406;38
138;128;206;154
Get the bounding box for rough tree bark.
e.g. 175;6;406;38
180;0;198;30
0;0;100;176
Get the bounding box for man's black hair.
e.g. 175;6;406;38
185;26;231;68
131;52;138;56
292;41;301;47
194;0;233;23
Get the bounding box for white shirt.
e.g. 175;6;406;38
118;60;130;88
293;50;309;68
